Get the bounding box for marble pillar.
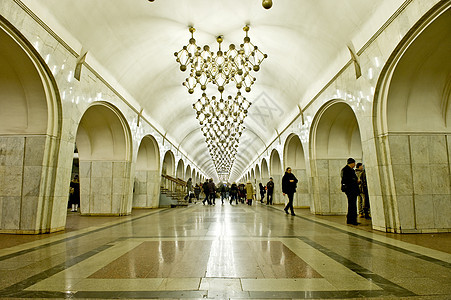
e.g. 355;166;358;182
0;135;67;233
376;134;451;232
79;160;133;215
133;170;161;208
310;158;358;215
292;168;310;208
271;174;283;205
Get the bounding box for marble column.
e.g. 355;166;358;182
292;168;310;208
133;170;160;208
310;158;356;215
0;135;68;233
79;160;133;215
271;174;283;205
371;134;451;232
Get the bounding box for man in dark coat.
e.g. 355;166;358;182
208;179;216;205
282;168;298;216
341;158;361;225
266;177;274;205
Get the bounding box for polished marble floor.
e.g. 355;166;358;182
0;202;450;299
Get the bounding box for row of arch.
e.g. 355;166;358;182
0;3;449;234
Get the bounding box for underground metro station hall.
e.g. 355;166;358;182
0;0;450;299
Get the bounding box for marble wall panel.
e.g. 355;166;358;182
428;135;448;164
3;165;23;197
91;161;113;178
22;166;43;197
396;195;415;230
370;195;385;228
1;196;21;230
430;164;450;194
271;175;282;204
388;135;410;165
392;164;413;196
433;194;451;228
4;137;25;166
413;195;434;229
20;196;39;231
24;136;46;166
412;164;432;195
409;135;429;164
330;193;347;214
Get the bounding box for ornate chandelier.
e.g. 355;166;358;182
175;25;267;180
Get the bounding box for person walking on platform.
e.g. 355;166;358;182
259;183;266;203
230;182;238;205
282;168;298;216
266;178;274;205
246;181;255;206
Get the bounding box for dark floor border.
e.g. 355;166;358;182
298;236;416;298
0;208;171;262
266;205;451;269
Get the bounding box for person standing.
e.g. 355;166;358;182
282;168;298;216
208;178;216;205
202;180;209;205
186;178;192;202
220;183;227;204
266;177;274;205
230;182;238;205
341;158;360;225
246;180;254;206
259;183;266;203
194;183;201;203
356;162;371;219
69;175;80;212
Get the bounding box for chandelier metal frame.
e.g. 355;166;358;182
174;25;267;180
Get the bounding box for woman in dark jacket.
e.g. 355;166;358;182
282;167;298;216
259;183;266;203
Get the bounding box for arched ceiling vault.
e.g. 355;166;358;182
24;0;405;179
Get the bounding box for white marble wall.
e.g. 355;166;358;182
292;169;310;208
384;134;450;232
133;170;160;208
310;159;357;215
271;174;283;205
79;160;133;215
0;135;69;233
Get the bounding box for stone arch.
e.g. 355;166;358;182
373;7;451;232
162;150;175;176
76;102;133;215
261;158;269;179
284;134;310;208
255;164;261;183
270;149;283;204
0;17;63;233
251;168;255;185
185;164;192;181
176;159;185;179
309;100;362;215
133;135;160;208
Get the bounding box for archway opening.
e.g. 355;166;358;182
0;21;62;233
76;103;132;215
162;150;175;176
375;9;451;232
134;135;160;208
311;101;362;215
270;150;283;204
284;134;309;208
176;159;185;180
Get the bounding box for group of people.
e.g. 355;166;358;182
341;158;371;225
186;168;300;217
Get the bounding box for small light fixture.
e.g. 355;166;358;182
262;0;272;9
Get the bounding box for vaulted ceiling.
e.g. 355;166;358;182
23;0;405;181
